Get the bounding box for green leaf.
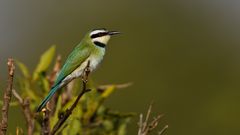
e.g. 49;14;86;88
68;119;81;135
101;85;115;99
17;77;39;101
25;88;39;101
16;60;30;78
50;96;62;130
39;75;50;92
24;80;38;100
118;118;131;135
33;45;56;81
0;101;19;106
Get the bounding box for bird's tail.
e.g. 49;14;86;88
36;84;60;112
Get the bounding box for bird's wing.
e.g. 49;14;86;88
53;43;91;87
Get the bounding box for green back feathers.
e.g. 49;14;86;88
54;32;94;87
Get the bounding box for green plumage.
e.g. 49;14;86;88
37;29;119;112
54;39;91;86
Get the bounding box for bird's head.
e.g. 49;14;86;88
89;28;120;47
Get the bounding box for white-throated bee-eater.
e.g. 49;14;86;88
37;28;120;112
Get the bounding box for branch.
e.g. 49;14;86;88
49;55;62;115
96;82;133;92
42;55;62;134
42;109;50;135
12;89;35;135
51;61;91;135
138;102;168;135
48;55;62;86
158;125;168;135
0;58;15;135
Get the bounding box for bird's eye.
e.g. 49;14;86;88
98;32;106;37
91;32;108;39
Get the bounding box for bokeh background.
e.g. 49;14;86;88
1;0;240;135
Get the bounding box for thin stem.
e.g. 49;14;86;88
42;110;50;135
12;89;35;135
42;55;62;134
137;102;167;135
50;61;91;135
0;58;15;135
158;125;168;135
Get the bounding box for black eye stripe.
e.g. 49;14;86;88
91;32;108;38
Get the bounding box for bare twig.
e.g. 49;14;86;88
49;55;62;116
48;55;62;86
0;58;15;135
143;102;153;130
138;114;143;135
158;125;168;135
42;55;62;134
51;61;91;135
138;103;168;135
148;114;163;131
12;89;35;135
16;127;23;135
42;109;50;135
97;82;133;92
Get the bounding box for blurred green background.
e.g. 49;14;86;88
1;0;240;135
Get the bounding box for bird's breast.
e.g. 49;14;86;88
87;54;104;71
68;48;105;80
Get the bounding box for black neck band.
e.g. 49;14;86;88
94;41;106;48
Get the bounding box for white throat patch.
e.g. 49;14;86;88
92;35;111;45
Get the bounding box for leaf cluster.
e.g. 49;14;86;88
13;46;133;135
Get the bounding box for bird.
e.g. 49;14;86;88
37;28;120;112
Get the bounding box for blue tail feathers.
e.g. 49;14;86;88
36;85;60;112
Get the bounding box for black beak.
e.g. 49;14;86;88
108;31;121;36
